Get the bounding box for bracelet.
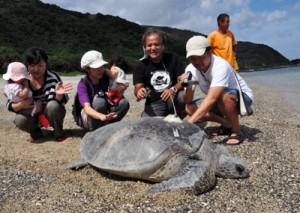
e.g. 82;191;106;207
170;86;177;93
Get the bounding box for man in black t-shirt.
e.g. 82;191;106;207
133;28;186;118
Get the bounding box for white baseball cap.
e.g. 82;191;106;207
3;62;31;81
186;36;210;58
80;50;108;69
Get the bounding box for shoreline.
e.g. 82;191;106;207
239;64;300;72
0;77;299;212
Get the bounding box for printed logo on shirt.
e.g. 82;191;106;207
150;70;171;92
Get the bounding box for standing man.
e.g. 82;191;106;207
208;13;239;70
133;28;186;118
182;36;253;145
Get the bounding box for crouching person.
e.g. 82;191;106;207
77;50;130;131
182;36;253;145
6;47;72;142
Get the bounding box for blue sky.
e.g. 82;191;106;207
41;0;300;60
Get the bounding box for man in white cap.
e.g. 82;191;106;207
182;36;253;145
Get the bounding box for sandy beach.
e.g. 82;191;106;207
0;75;299;212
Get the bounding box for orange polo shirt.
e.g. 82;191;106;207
207;30;239;70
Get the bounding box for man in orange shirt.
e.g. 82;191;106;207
208;13;239;71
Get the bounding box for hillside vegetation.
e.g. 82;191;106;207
0;0;293;73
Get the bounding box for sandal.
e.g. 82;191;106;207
56;135;68;142
212;126;232;136
225;131;244;145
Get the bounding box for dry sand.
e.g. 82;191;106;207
0;75;299;212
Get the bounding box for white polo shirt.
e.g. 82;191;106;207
185;55;253;100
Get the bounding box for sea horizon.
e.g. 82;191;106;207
240;66;300;114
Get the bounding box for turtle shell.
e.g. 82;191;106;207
80;116;206;180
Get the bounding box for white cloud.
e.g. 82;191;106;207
262;10;287;22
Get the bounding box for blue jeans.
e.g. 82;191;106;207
194;88;252;116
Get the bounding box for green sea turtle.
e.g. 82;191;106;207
63;115;249;195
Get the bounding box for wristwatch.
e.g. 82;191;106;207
170;86;177;93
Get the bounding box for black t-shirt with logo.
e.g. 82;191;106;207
133;52;185;105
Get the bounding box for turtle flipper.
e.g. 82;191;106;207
148;160;216;195
60;158;88;170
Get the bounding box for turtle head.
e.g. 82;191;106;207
216;153;250;179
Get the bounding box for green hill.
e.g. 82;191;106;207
0;0;292;73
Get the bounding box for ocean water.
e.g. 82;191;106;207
240;66;300;113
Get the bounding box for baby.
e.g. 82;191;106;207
3;62;36;116
106;56;130;105
108;56;129;91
